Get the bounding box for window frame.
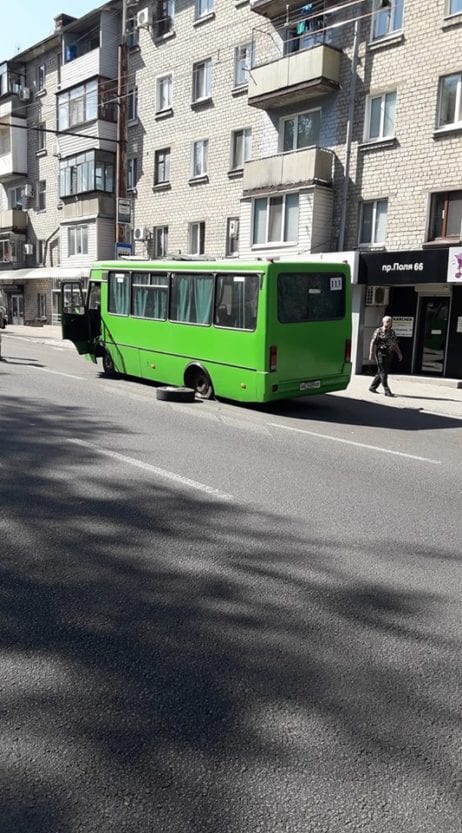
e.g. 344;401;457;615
428;190;462;241
156;73;173;113
448;0;462;15
234;42;254;88
153;225;169;257
192;58;212;103
280;108;321;152
359;198;388;246
59;150;115;198
252;193;300;246
191;139;208;178
37;63;46;92
195;0;213;20
36;179;46;211
370;0;404;41
127;157;138;191
128;86;138;123
230;128;252;170
437;72;462;130
188;221;205;255
364;90;397;141
68;224;89;257
37;122;46;151
154;147;171;185
57;79;98;130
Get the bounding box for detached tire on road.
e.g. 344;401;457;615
156;386;195;403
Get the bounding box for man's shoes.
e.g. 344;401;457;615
384;390;394;397
369;387;379;393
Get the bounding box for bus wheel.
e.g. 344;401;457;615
186;366;214;399
102;350;117;377
156;386;195;403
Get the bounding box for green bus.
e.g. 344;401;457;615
61;257;352;403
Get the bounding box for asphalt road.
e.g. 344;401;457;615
0;335;461;833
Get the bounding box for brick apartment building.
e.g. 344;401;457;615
0;0;461;379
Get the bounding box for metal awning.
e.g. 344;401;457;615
0;267;89;283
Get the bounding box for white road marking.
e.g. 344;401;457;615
29;367;85;381
269;422;441;465
67;438;234;501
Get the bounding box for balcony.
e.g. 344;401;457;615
0;108;28;181
250;0;300;16
0;209;27;232
60;9;119;90
243;146;333;194
248;45;341;109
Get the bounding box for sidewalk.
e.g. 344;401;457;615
2;324;462;420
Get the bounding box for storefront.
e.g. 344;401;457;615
0;267;89;326
359;248;462;379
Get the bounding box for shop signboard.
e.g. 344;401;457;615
392;316;414;337
359;249;449;285
447;247;462;283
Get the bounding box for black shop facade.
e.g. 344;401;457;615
358;247;462;380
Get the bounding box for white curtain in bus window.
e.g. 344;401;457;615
132;272;168;319
170;273;213;324
214;273;259;330
108;272;130;315
277;272;345;322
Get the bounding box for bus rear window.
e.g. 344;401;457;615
277;272;345;323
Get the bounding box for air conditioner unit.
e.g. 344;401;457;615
137;7;152;28
229;219;239;238
23;183;34;198
19;87;31;101
52;143;61;158
365;286;390;306
134;226;150;241
24;243;34;255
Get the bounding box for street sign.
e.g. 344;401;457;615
115;242;133;259
117;198;132;225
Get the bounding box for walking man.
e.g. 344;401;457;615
369;315;402;397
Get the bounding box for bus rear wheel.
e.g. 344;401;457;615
186;366;214;399
102;350;117;378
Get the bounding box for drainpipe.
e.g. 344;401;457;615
338;12;360;252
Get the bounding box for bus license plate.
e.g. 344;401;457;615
300;380;321;390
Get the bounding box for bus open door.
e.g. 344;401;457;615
61;281;100;359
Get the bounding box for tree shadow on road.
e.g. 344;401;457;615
0;397;460;833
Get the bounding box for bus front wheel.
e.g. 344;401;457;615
102;350;117;378
186;366;214;400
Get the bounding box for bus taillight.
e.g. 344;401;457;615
345;339;352;363
269;344;278;372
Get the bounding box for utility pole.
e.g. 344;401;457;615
115;0;129;245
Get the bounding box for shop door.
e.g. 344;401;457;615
11;294;24;326
417;297;450;375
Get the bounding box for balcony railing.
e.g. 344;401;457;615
0;209;27;231
243;146;333;193
248;44;341;109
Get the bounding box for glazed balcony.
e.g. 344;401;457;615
248;44;341;109
243;146;333;193
0;209;27;231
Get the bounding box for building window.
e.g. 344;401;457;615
281;109;321;152
192;59;212;102
0;240;17;262
195;0;213;19
153;225;168;257
359;199;388;246
188;221;205;255
0;127;10;156
253;194;299;245
37;293;47;318
37;239;45;265
234;43;254;88
37;63;46;92
155;0;175;37
128;87;138;122
156;74;172;113
154;147;170;185
191;139;208;177
37;180;46;211
437;73;462;129
429;190;462;240
8;186;24;209
37;122;46;151
57;79;98;129
448;0;462;14
59;150;115;197
68;225;89;256
127;157;138;191
231;128;251;170
365;91;396;140
371;0;404;41
126;17;139;48
226;217;239;256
